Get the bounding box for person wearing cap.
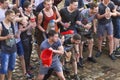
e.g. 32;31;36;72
37;30;65;80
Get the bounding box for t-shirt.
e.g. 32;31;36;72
64;0;84;8
98;1;115;24
0;8;7;22
111;0;120;6
40;39;62;61
59;7;80;32
80;9;96;24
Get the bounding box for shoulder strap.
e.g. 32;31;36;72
11;22;15;34
1;21;5;30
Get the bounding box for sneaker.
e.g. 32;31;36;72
87;57;97;63
74;74;80;80
109;53;117;60
115;48;120;57
25;73;34;79
77;58;84;68
95;51;102;57
115;51;120;57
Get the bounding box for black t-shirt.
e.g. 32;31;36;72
98;1;115;24
59;7;80;32
64;0;84;8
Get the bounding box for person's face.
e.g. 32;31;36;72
44;1;53;10
70;2;78;10
25;5;32;13
73;40;80;44
51;34;59;42
2;0;9;9
7;13;15;22
92;7;98;14
104;0;110;2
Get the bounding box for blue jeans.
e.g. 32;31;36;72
0;52;16;74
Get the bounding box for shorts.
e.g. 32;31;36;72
16;41;24;56
39;59;62;75
97;22;113;37
0;52;16;74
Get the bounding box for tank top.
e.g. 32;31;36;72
0;22;17;53
42;6;58;32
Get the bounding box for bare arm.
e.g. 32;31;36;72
52;45;64;55
13;0;19;8
19;24;31;32
97;13;106;19
111;8;117;17
37;12;45;32
54;6;61;23
93;19;97;33
117;11;120;16
74;44;80;54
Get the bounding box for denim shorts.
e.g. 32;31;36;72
39;59;62;75
97;22;113;37
16;41;24;56
0;52;16;74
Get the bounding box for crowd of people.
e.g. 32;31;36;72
0;0;120;80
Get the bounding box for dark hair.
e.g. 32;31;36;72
89;2;98;9
0;0;7;4
73;34;81;40
23;0;31;9
112;0;120;6
43;0;51;4
12;7;20;14
47;30;58;38
5;9;15;17
70;0;78;4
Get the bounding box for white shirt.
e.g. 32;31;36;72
34;0;44;7
0;8;7;22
